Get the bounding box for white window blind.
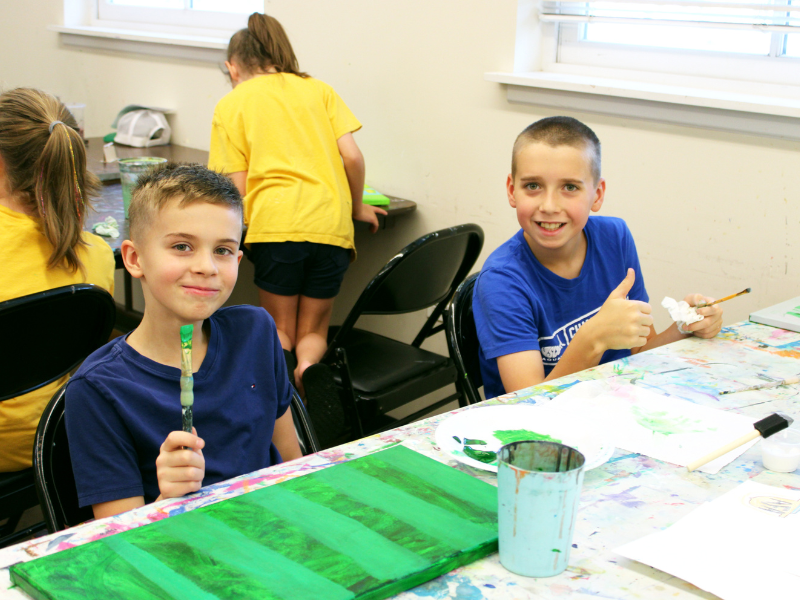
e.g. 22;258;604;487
485;0;800;140
540;1;800;34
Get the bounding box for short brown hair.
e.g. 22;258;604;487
0;88;100;273
227;13;308;79
512;116;601;183
129;162;243;241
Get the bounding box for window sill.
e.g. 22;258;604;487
49;25;227;62
485;71;800;140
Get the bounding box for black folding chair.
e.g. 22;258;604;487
317;224;484;442
290;390;320;457
35;385;319;533
0;284;115;546
445;273;484;406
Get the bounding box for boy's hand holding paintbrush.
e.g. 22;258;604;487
155;429;205;501
669;287;749;338
677;293;725;338
154;324;206;501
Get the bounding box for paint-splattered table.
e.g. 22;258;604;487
2;320;799;599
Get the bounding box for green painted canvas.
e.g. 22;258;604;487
11;446;498;600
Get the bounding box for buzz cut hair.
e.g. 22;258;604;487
128;162;243;241
511;116;602;183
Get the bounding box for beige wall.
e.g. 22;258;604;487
2;1;798;354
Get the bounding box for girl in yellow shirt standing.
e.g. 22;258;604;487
0;88;115;471
209;13;385;410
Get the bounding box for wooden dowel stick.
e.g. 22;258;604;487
686;429;761;472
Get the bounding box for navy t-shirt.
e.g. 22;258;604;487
66;305;292;507
473;216;649;399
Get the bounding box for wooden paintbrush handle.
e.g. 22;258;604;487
687;429;761;472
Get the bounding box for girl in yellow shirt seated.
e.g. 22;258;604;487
0;88;115;471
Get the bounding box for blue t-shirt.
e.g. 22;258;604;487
473;216;648;399
66;305;292;507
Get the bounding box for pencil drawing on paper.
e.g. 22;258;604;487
744;494;800;518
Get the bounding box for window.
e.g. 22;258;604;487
486;1;800;139
97;0;260;32
541;0;800;86
53;0;261;62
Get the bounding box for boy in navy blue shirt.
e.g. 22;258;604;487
66;163;301;519
474;117;724;399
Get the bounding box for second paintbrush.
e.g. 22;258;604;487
179;324;194;433
719;376;800;395
696;287;751;309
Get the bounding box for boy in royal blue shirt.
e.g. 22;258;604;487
474;117;724;399
66;163;302;519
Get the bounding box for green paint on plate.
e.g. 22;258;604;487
463;438;486;446
463;446;497;464
786;305;800;319
493;429;561;445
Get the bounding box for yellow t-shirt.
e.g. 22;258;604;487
0;204;115;471
208;74;362;250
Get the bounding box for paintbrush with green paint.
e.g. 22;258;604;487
179;325;194;434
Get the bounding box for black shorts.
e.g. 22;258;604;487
249;242;351;299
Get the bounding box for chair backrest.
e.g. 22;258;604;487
35;385;321;534
0;284;116;401
328;224;484;352
33;384;91;532
445;273;483;405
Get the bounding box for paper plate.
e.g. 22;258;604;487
435;404;615;473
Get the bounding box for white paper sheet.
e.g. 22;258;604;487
615;481;800;600
537;381;757;473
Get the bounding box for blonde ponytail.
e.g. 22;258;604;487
0;88;100;273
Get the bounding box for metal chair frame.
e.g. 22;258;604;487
444;273;483;407
0;284;115;547
321;225;484;439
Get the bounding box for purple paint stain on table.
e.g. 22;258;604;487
602;486;647;509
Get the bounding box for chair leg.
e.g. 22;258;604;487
302;363;348;450
0;514;48;549
331;348;365;440
454;376;470;408
0;513;21;539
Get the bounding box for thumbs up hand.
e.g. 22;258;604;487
588;268;653;351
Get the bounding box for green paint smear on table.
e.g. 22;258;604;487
786;305;800;319
631;405;709;436
493;429;561;445
10;446;498;600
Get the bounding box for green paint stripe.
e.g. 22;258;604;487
367;447;497;513
313;463;497;550
159;511;355;600
278;474;458;562
243;485;430;580
103;534;219;600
